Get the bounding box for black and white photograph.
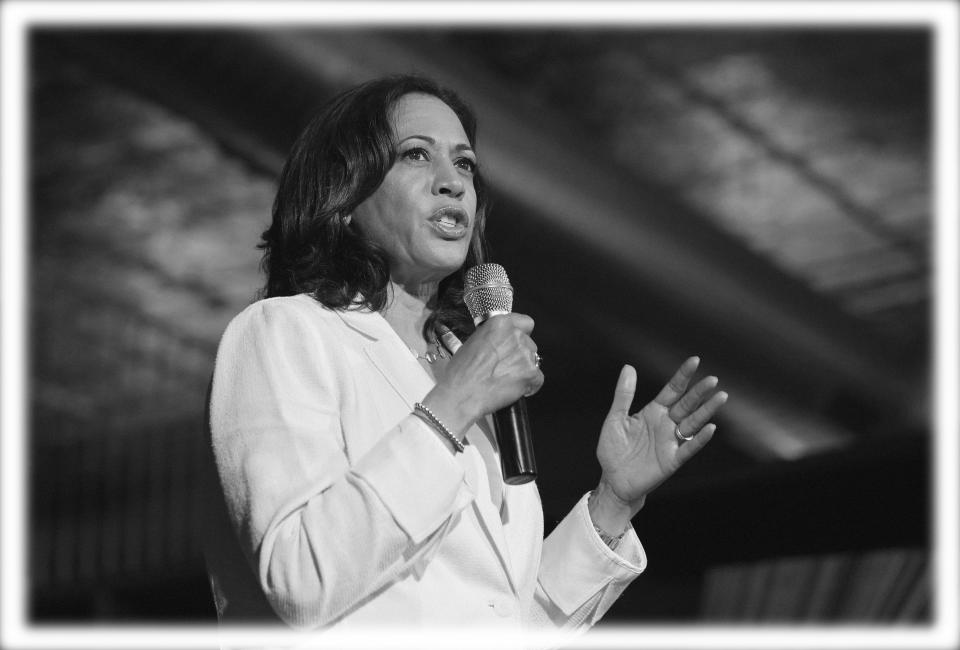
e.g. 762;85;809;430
2;2;957;649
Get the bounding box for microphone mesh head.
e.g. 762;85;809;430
464;263;513;322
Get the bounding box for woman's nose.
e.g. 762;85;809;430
432;160;465;198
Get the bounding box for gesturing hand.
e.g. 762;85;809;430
596;357;728;512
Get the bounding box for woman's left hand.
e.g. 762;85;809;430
596;357;728;514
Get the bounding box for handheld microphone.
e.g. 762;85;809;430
464;264;537;486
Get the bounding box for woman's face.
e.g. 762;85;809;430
351;93;478;287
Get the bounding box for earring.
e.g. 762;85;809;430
343;213;353;225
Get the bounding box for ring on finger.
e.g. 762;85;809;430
674;424;695;443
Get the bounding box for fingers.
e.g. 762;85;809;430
654;356;728;448
482;313;542;397
490;315;538;364
675;390;728;440
607;365;637;417
440;313;545;416
520;353;544;397
524;367;546;397
521;348;545;397
668;375;719;422
653;356;700;408
675;422;717;463
473;314;538;362
491;313;534;334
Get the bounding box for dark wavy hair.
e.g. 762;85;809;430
258;75;489;341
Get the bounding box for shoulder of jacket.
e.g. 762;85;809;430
240;293;338;320
223;294;345;337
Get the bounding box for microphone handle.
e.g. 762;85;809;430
492;397;537;485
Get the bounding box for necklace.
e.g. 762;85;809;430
410;339;448;364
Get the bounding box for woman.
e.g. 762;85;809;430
203;75;728;640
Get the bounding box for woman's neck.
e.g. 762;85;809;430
380;278;439;349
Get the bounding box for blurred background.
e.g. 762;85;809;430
28;26;932;626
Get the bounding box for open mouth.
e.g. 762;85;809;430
429;206;470;238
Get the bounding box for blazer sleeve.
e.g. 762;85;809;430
209;299;474;629
528;492;646;634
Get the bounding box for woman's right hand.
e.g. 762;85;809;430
420;313;543;440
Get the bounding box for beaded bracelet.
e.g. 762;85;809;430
413;402;464;453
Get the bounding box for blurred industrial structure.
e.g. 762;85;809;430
28;27;931;624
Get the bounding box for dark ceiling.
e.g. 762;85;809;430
43;26;931;449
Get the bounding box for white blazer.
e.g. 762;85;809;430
204;294;645;643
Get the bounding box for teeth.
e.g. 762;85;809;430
439;215;457;226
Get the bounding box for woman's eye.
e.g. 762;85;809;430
401;147;429;162
455;157;477;173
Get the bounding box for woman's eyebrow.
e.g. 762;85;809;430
399;134;474;153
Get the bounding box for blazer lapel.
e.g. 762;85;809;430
334;308;520;595
466;446;519;594
334;308;428;408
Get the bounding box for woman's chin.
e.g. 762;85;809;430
395;253;469;287
428;240;471;271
